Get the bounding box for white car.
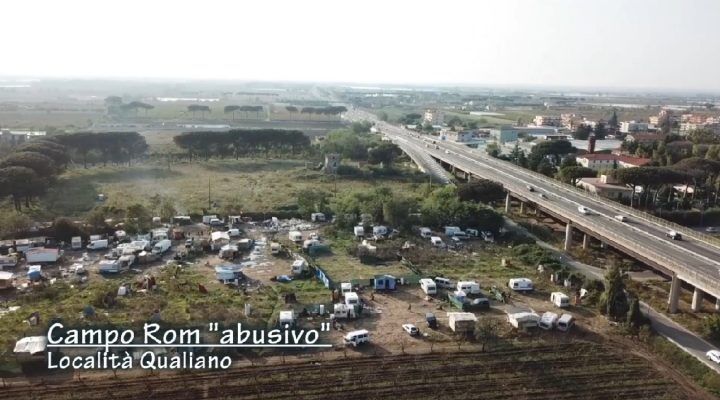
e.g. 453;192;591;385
615;215;628;222
707;227;718;233
577;206;591;215
402;324;419;336
538;193;547;199
706;350;720;364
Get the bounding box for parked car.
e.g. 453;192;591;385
402;324;419;336
667;230;682;240
707;350;720;364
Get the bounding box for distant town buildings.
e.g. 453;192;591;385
624;133;667;144
533;115;562;127
575;153;650;170
423;109;444;126
0;129;46;147
619;121;652;134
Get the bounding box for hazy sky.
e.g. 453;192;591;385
3;0;720;90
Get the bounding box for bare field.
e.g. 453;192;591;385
0;342;696;400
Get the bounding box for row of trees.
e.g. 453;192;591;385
105;96;155;116
172;129;310;160
0;139;69;211
224;105;264;120
284;106;347;121
310;180;505;234
55;132;149;168
572;122;607;140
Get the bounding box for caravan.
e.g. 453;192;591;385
508;278;534;292
456;281;481;295
419;227;432;239
550;292;570;308
420;278;437;295
289;231;303;242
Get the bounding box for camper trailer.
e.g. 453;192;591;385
278;310;295;328
557;314;575;332
202;215;219;224
291;259;308;275
310;213;326;223
419;227;432;238
539;311;559;330
227;228;241;237
14;336;47;362
289;231;303;242
507;311;540;329
340;282;353;295
71;236;82;250
420;278;437;295
270;242;281;255
0;271;14;289
508;278;534;292
25;248;61;264
0;254;17;269
343;329;369;347
551;292;570;308
353;226;365;238
447;312;477;333
456;281;481;295
333;303;357;319
344;292;360;306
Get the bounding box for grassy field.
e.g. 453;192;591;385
21;159;426;219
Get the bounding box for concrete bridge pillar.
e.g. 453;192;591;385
504;193;511;213
668;273;681;314
564;222;573;251
582;234;589;250
519;202;526;214
692;287;704;312
715;298;720;312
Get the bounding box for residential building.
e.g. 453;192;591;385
619;121;650;134
533;115;562;127
576;153;650;170
423;109;444;125
577;175;633;200
445;130;476;143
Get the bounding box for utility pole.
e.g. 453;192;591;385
208;178;211;210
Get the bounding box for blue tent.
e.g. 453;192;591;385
373;275;397;290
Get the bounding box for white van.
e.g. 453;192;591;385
430;236;444;247
551;292;570;308
420;278;437;295
419;227;432;239
87;239;109;251
557;314;575;332
344;329;370;347
456;281;481;295
340;282;353;295
434;277;454;290
151;239;172;255
227;228;241;237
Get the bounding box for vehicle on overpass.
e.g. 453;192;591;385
577;206;592;215
667;230;682;240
